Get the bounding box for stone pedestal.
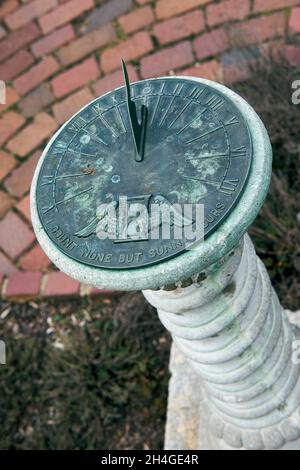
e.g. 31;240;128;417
144;235;300;450
30;77;297;450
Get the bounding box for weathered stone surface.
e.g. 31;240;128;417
144;236;300;450
164;343;203;450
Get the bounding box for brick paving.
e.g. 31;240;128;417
0;0;299;299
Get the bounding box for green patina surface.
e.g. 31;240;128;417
31;77;272;291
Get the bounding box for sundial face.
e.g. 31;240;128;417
36;77;252;269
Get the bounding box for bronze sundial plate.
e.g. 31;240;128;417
36;78;252;269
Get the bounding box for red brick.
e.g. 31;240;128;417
0;22;41;63
119;6;155;34
0;191;15;219
7;112;57;158
207;0;250;27
81;0;132;34
92;64;138;96
39;0;94;34
53;88;94;124
229;12;286;46
19;244;51;271
0;112;25;146
289;7;300;33
181;60;221;81
285;45;300;65
156;0;210;20
141;41;194;79
4;150;41;198
0;50;34;82
0;0;18;20
19;83;54;118
5;271;42;297
0;87;20;114
17;194;31;222
5;0;58;31
194;28;230;60
0;150;17;182
254;0;300;13
137;0;152;4
31;24;74;57
101;31;153;73
0;252;17;275
52;57;99;98
43;271;80;297
57;24;116;66
0;212;35;259
14;56;59;96
153;10;204;46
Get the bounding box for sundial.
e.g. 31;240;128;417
36;62;252;270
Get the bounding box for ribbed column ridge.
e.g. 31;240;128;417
143;234;300;450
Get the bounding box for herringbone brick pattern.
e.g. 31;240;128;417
0;0;299;298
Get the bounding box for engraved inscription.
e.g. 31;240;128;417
219;179;239;196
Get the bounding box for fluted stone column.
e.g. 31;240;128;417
143;235;300;450
31;76;298;450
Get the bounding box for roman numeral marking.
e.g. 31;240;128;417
225;116;239;126
231;146;247;158
205;95;224;111
189;87;205;100
219;179;239;195
111;94;118;104
68;116;88;133
92;103;104;115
